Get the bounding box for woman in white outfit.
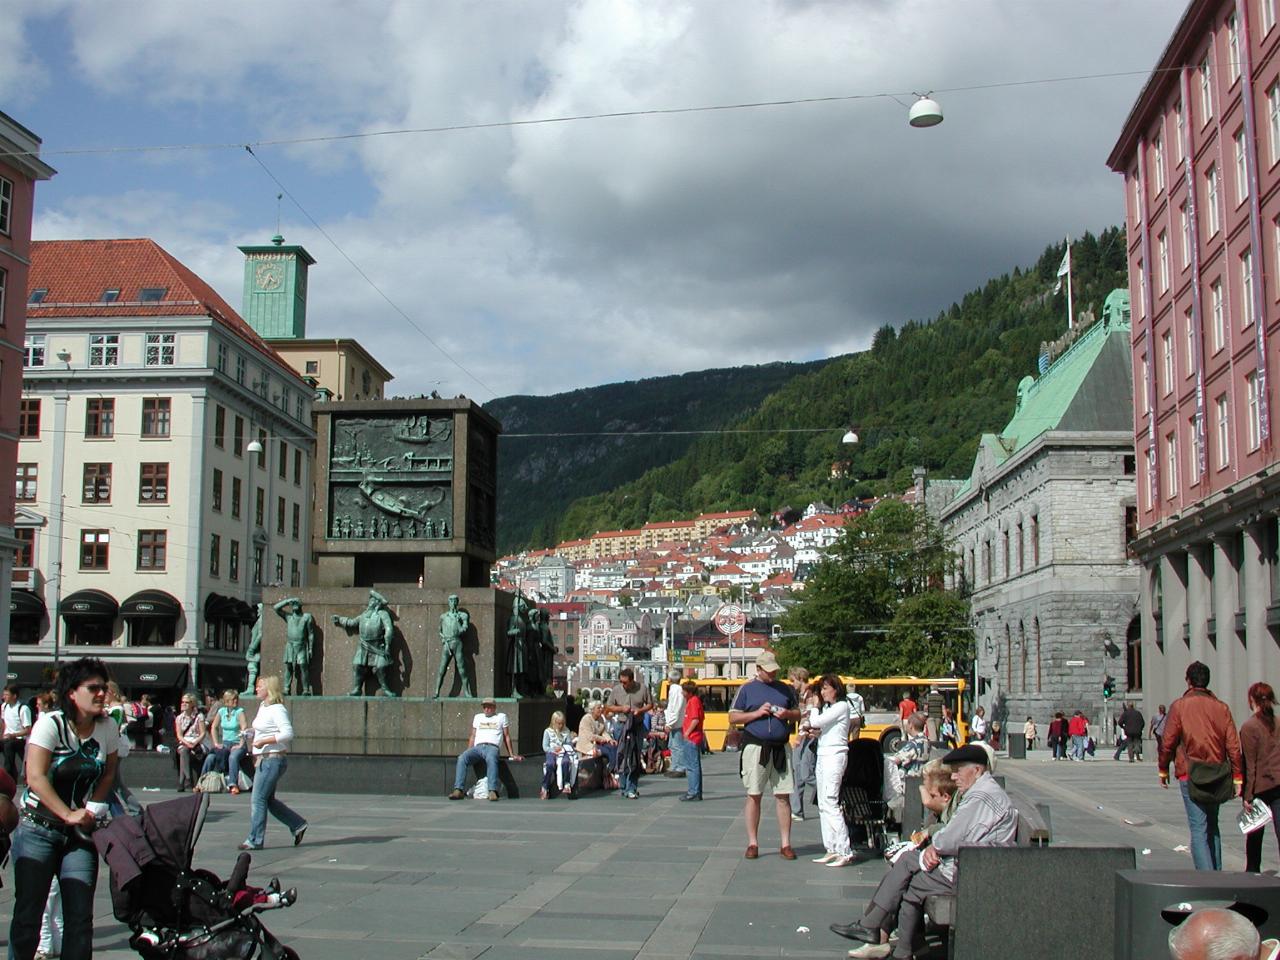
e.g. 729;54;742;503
240;676;307;851
807;674;854;868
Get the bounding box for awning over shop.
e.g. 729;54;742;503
108;661;189;688
205;593;239;621
59;589;118;620
10;589;46;619
121;590;181;619
4;660;57;687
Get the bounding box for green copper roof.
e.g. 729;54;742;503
951;288;1132;499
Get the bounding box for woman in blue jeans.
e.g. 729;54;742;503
10;657;119;960
240;675;307;851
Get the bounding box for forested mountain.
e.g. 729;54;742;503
486;360;833;551
536;229;1128;545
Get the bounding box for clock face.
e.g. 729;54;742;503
255;262;284;291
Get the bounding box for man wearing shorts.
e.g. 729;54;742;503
728;649;801;860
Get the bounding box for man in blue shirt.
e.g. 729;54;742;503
728;649;801;860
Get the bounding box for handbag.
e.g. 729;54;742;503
1188;759;1234;805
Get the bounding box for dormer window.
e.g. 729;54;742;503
100;289;120;303
138;287;166;303
28;289;47;304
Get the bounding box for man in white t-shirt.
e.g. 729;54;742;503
1;685;32;781
449;698;522;801
663;670;687;777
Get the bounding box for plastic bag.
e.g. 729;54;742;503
471;777;489;800
1239;801;1274;835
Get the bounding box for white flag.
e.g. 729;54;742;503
1053;242;1071;294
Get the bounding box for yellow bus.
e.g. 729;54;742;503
659;675;968;752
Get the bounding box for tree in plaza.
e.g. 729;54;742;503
775;499;972;676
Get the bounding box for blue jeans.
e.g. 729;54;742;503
668;729;686;771
246;756;306;847
1179;779;1223;870
1070;735;1086;759
684;738;703;797
202;745;229;776
227;743;248;787
8;819;99;960
619;764;639;794
454;743;499;792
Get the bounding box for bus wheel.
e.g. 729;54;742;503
880;729;903;754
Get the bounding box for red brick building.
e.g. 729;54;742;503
0;113;55;674
1108;0;1280;721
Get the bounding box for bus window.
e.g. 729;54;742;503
699;686;728;714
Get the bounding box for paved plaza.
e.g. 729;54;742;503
0;747;1253;959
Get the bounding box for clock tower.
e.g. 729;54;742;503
238;234;316;340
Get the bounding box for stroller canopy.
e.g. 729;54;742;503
96;792;210;919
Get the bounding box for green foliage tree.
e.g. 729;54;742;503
775;501;972;676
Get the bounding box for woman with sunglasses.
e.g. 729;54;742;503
9;657;119;960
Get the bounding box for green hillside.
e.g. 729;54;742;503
549;229;1128;541
486;360;833;551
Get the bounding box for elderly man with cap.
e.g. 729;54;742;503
831;743;1017;958
448;697;522;801
727;649;802;860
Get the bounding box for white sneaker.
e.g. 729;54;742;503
812;851;837;863
827;854;857;868
847;942;891;959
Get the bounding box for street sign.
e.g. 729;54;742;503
681;652;706;663
714;603;746;636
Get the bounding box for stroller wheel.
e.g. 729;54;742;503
282;948;301;960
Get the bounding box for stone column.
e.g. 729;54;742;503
1243;522;1268;690
1211;534;1237;707
1160;552;1188;701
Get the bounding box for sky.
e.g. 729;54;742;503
4;0;1185;401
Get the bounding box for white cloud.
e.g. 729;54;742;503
23;0;1182;398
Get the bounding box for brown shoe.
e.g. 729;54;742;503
744;844;759;859
780;846;797;860
488;791;499;801
448;789;464;800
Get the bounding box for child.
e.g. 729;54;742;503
1023;716;1037;753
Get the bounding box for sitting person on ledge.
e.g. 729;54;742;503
576;700;618;790
541;710;579;799
449;698;522;802
831;744;1017;959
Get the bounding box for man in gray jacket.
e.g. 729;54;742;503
833;744;1018;959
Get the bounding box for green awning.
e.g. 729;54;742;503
121;590;181;619
10;589;46;619
59;589;118;620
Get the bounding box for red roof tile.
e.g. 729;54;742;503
27;239;303;381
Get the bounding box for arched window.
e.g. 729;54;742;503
1019;620;1027;693
1005;623;1013;692
1034;617;1043;693
1126;616;1143;692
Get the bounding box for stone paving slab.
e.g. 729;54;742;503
0;748;1241;959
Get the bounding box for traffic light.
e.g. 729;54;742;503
1103;675;1116;699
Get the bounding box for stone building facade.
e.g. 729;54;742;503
940;291;1140;728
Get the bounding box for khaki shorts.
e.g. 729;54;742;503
740;743;795;796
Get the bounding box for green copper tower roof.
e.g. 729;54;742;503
239;234;315;340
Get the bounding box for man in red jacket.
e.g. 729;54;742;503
1158;660;1243;871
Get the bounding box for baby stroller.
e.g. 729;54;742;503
94;792;299;959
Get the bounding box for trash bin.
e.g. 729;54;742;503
1007;732;1026;759
1114;869;1280;960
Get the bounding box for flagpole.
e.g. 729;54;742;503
1064;237;1074;329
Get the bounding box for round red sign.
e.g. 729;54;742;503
714;603;747;635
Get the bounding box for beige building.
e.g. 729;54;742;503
13;239;315;697
268;338;392;402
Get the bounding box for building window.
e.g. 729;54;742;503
1140;354;1150;414
295;395;304;421
1242;248;1256;327
304;360;319;375
276;496;286;536
1153;133;1165;193
255;488;264;528
253;546;264;585
15;463;36;502
233;416;244;457
1175;100;1185;163
22;334;45;368
231;477;242;518
1124;507;1138;560
19;399;40;439
214;405;225;448
1161;331;1174;394
256;430;266;469
0;176;10;234
1201;56;1214;123
139;463;169;503
1158;231;1169;293
1189;415;1202;484
1206;164;1221;236
290;558;300;587
27;289;46;305
1016;522;1024;572
1138;261;1147;317
1166;431;1179;498
82;463;111;504
1248;371;1263;450
1030;516;1040;566
1266;0;1277;33
1228;14;1241;83
216;342;228;373
229;540;240;581
15;528;34;570
1236;129;1249;203
1184;310;1195;377
1211;280;1225;352
1180;203;1190;267
81;530;110;569
211;468;223;511
138;287;166;303
234;355;246;385
85;398;115;438
137;530;166;570
293;448;302;485
292;503;300;540
145;332;175;366
89;333;119;367
274;554;284;584
141;397;171;437
1216;393;1231;467
210;533;220;577
278;440;287;479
